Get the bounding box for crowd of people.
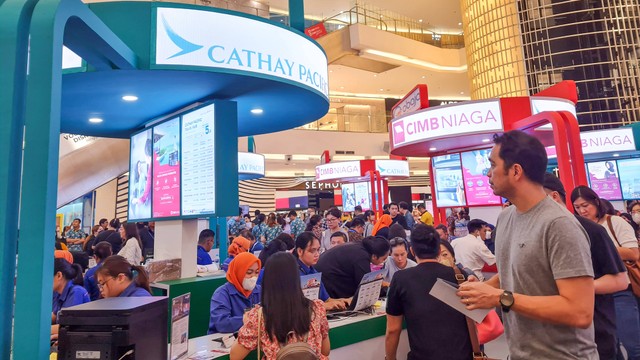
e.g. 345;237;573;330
51;129;640;359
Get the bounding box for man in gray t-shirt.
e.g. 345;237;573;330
457;130;597;360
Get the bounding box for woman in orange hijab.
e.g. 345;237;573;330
372;214;392;239
221;236;252;271
209;252;261;334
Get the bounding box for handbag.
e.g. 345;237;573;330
257;307;319;360
453;266;500;360
476;310;504;345
606;215;640;297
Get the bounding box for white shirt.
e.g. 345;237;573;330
451;233;496;281
600;215;639;249
118;237;142;265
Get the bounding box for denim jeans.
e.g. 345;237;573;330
615;290;640;360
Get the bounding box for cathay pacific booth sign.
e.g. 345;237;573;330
238;152;265;180
155;7;329;98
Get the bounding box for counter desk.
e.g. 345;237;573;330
152;272;228;339
176;308;410;360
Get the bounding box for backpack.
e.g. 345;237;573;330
257;309;319;360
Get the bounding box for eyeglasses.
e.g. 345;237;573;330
325;217;338;222
97;277;114;289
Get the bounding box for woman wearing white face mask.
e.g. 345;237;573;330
208;252;262;334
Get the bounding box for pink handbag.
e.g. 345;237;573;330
476;310;504;344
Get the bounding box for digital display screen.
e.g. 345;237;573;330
587;161;622;200
460;150;501;206
353;182;371;210
152;118;181;218
432;154;466;207
128;129;153;220
181;104;216;216
341;183;356;212
618;158;640;200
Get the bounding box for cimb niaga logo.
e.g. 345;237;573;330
393;120;405;144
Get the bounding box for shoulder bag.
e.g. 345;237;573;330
257;308;319;360
606;215;640;297
453;266;500;360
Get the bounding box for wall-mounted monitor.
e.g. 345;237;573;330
460;149;501;206
432;154;466;207
128;129;153;220
152;118;181;218
181;104;216;216
587;161;622;200
127;102;235;221
618;158;640;200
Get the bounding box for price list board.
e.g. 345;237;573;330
181;104;216;215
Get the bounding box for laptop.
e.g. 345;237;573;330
328;269;385;316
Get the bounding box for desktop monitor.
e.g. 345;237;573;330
58;297;168;360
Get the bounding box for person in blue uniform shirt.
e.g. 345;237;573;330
294;231;350;311
83;241;112;301
208;252;261;334
197;229;216;265
52;258;90;324
95;255;152;297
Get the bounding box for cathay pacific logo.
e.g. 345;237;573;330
161;15;203;59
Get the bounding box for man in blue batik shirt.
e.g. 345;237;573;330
227;208;246;238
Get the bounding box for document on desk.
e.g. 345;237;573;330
429;278;490;323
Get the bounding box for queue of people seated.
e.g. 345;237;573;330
50;218;155;346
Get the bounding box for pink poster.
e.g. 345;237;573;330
460;150;501;206
587;161;622;200
152;118;181;217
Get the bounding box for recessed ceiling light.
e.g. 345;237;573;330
340;86;345;89
373;74;377;77
419;19;423;23
122;95;138;102
613;153;620;157
458;22;462;26
421;75;426;79
482;138;491;143
429;147;437;151
329;70;333;73
379;88;384;91
460;91;465;95
250;108;263;115
89;117;103;123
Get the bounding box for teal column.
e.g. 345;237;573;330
0;1;39;358
248;135;255;153
13;0;63;356
288;0;304;32
212;217;229;262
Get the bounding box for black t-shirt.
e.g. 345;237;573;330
576;216;626;359
387;262;472;360
391;214;409;230
94;229;122;254
138;227;155;251
315;242;371;299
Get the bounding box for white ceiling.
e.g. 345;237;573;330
267;0;464;34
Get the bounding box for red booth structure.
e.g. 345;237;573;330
388;81;588;225
315;159;410;217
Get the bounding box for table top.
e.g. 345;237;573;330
179;302;388;359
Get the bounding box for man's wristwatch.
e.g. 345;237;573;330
499;290;515;313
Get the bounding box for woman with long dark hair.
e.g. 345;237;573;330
117;222;143;265
263;213;283;244
52;258;90;324
231;252;330;360
571;185;640;359
294;232;349;311
95;255;151;297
